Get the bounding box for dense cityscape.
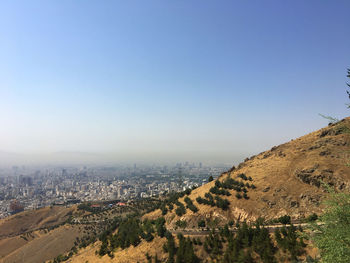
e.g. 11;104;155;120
0;162;230;218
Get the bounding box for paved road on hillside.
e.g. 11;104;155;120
169;223;313;236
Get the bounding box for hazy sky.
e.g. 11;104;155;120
1;1;350;164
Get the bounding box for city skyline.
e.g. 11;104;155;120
1;1;350;164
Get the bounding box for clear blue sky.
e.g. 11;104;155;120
0;1;349;164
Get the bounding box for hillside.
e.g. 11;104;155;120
0;206;75;238
68;237;168;263
0;199;156;263
0;206;83;263
147;118;350;229
0;225;84;263
66;118;350;263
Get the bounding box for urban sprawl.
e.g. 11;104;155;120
0;162;230;218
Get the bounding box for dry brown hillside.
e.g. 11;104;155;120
0;206;82;263
0;206;75;238
68;118;350;263
68;237;167;263
0;206;87;263
0;225;84;263
146;118;350;229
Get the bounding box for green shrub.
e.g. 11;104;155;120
175;220;187;229
198;220;206;228
278;215;291;225
306;213;318;222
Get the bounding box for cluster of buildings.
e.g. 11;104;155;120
0;162;230;218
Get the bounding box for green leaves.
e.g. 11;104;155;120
309;189;350;263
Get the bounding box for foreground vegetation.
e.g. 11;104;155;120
95;214;307;263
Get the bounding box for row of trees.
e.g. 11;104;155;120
98;215;166;257
202;220;306;262
158;219;306;263
160;187;197;216
175;200;186;216
95;215;308;262
163;232;199;263
184;197;199;213
196;192;230;210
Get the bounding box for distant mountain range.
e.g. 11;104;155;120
0;150;246;167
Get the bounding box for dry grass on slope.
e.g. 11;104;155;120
68;236;167;263
51;119;350;263
0;225;83;263
0;206;75;238
148;118;350;228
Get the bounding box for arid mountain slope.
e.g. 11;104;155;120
147;118;350;228
69;118;350;263
0;206;80;263
0;206;75;238
68;237;167;263
0;225;84;263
